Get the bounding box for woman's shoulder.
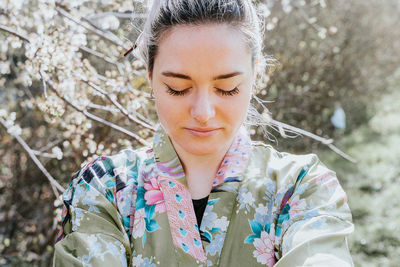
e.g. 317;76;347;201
66;146;150;192
60;146;153;235
250;140;337;188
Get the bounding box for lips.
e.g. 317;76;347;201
184;127;221;137
187;127;221;132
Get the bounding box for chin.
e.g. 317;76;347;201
177;131;230;156
180;142;222;156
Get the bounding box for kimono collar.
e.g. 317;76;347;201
152;123;252;189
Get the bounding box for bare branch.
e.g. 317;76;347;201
0;24;30;43
0;118;65;197
86;103;120;113
86;102;155;129
40;70;48;99
32;150;59;159
326;143;357;164
88;12;147;20
270;118;357;163
55;4;129;50
47;80;150;146
82;79;156;131
37;139;63;153
79;45;125;75
79;46;119;66
81;16;106;32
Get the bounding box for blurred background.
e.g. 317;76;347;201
0;0;399;266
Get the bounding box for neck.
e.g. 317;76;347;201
172;138;231;175
170;136;233;198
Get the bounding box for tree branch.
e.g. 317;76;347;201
270;118;357;163
0;118;65;197
82;79;156;131
47;80;150;146
0;24;30;43
88;12;147;20
79;46;119;66
55;4;128;50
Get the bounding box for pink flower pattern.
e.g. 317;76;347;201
132;208;146;239
143;177;167;214
253;231;276;266
288;195;307;218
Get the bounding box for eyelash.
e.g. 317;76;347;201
165;85;240;96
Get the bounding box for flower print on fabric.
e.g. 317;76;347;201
76;234;128;267
132;208;146;239
316;172;341;199
253;231;276;266
254;203;271;229
131;250;158;267
205;232;226;259
213;125;252;186
200;198;219;239
287;195;307;218
275;165;310;237
245;216;277;266
144;177;166;214
237;187;256;212
131;148;166;247
134;183;162;247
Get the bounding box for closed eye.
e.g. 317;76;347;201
165;84;190;96
164;84;240;96
217;87;240;96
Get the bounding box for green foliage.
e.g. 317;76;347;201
319;69;400;267
252;0;400;152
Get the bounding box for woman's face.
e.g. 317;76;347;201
148;24;255;156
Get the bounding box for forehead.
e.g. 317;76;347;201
155;24;252;75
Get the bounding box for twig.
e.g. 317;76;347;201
47;80;150;146
39;70;48;99
37;139;63;153
0;24;30;43
270;118;357;163
55;5;129;50
86;103;120;113
32;150;59;159
81;16;106;32
79;45;125;75
86;102;155;128
326;144;357;164
82;79;156;131
79;46;119;66
88;12;147;20
80;46;124;76
0;118;65;197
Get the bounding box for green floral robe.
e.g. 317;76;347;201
53;124;354;267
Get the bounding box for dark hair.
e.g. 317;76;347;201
132;0;273;88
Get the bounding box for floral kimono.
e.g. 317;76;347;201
53;124;354;267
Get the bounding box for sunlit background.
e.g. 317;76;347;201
0;0;399;266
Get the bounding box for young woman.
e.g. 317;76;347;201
53;1;354;266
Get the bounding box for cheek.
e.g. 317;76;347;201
220;93;251;122
155;97;186;127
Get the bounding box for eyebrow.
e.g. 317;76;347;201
161;71;243;81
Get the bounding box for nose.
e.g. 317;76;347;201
190;90;215;124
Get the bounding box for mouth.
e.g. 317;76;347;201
184;127;221;137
